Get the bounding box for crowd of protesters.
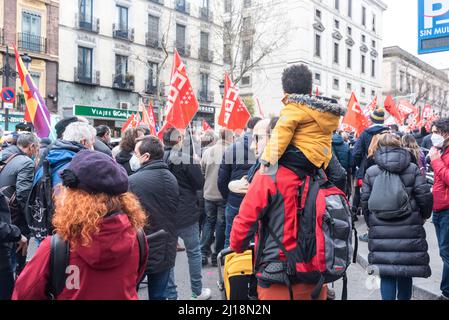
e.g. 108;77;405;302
0;64;448;301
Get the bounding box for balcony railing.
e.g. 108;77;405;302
175;1;190;15
74;68;100;85
175;42;191;57
199;7;213;22
149;0;164;5
76;14;100;33
146;33;162;49
17;33;47;53
113;73;135;91
145;80;158;94
113;24;134;42
198;48;214;63
197;91;214;103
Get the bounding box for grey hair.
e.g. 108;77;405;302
17;132;39;148
63;122;96;143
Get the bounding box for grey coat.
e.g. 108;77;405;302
361;147;433;278
94;137;113;157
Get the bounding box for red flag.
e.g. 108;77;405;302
218;74;251;131
422;104;432;120
384;96;404;125
363;96;378;125
408;112;421;131
122;113;136;133
397;100;418;120
315;87;321;97
202;120;212;132
163;49;199;130
141;101;158;136
341;92;370;135
256;98;265;118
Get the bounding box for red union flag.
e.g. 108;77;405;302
363;96;378;124
422;104;432;120
341;92;370;135
141;101;158;136
384;95;404;125
397;100;418;119
202;120;212;131
218;74;250;131
408;112;421;131
164;49;199;130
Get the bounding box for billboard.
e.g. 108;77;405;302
418;0;449;54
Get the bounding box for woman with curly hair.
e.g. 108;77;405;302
115;127;146;175
12;150;148;300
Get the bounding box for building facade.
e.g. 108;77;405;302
59;0;223;136
230;0;387;116
383;46;449;118
0;0;59;130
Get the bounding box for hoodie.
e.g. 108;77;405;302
261;94;346;169
12;213;147;300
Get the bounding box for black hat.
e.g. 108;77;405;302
370;108;385;125
60;150;128;195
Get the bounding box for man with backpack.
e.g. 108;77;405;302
0;133;39;300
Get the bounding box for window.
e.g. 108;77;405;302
241;76;251;86
372;40;376;48
115;55;128;76
117;5;128;31
242;16;252;32
347;48;352;69
224;0;232;13
242;40;252;61
333;78;340;90
372;14;376;32
77;46;93;81
314;73;321;84
346;82;352;92
333;42;339;64
315;34;321;57
30;72;41;91
79;0;93;25
334;19;340;29
176;24;186;49
348;0;352;17
371;90;376;97
361;87;366;96
362;34;366;43
347;26;352;35
371;59;376;77
21;11;42;52
335;0;340;10
399;72;405;92
244;0;252;8
200;73;209;93
362;6;366;26
148;62;158;88
176;0;187;12
200;31;209;50
361;55;366;74
315;9;321;20
148;15;159;43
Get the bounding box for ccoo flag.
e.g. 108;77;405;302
14;45;51;138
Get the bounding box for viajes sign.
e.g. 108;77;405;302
74;105;141;120
418;0;449;54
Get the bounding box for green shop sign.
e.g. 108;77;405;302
0;113;25;124
74;105;142;120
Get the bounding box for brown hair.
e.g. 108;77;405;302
53;188;147;248
378;133;402;148
402;134;421;163
120;127;146;153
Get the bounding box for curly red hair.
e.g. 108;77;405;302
53;188;147;248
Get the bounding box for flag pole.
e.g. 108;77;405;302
188;122;197;157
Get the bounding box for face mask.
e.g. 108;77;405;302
129;154;142;172
432;134;445;149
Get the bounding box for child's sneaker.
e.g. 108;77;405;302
191;288;212;300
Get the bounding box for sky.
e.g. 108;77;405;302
383;0;449;70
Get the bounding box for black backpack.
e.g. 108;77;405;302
46;228;149;300
368;169;413;220
25;160;54;241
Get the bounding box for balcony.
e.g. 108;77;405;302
76;14;100;33
149;0;164;5
199;7;213;22
145;80;158;94
198;48;214;63
113;73;135;91
146;33;162;49
113;24;134;42
175;1;190;15
175;42;191;57
17;33;47;53
74;68;100;86
197;90;214;103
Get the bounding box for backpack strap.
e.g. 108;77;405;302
47;234;70;300
136;229;148;285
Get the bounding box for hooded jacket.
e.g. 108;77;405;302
352;125;390;179
431;146;449;212
361;147;433;278
332;133;351;170
261;94;346;169
116;150;133;176
12;213;147;300
129;160;179;274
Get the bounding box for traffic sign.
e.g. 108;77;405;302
3;102;14;109
1;87;16;103
418;0;449;54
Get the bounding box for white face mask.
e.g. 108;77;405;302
129;154;142;172
432;134;445;149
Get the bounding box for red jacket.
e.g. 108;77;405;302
12;213;148;300
432;147;449;212
230;166;302;267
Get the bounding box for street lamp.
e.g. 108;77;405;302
219;80;225;98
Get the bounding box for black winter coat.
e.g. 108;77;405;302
218;133;256;208
94;137;112;157
129;160;179;274
115;150;133;176
361;147;433;278
163;147;204;229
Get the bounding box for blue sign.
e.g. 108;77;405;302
418;0;449;54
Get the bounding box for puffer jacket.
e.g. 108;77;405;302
261;94;346;169
332;133;351;170
361;147;433;278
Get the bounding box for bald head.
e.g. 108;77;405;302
251;119;272;158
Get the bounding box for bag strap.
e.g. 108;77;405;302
136;229;148;285
47;234;70;300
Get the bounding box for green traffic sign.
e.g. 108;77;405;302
74;105;142;121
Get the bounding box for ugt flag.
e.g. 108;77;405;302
14;45;51;138
218;73;250;131
341;92;370;136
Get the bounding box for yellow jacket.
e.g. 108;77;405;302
261;94;346;169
